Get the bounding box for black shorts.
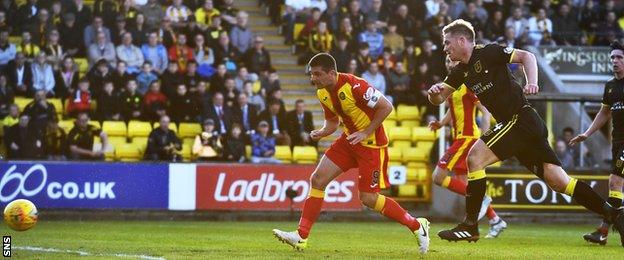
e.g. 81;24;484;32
611;142;624;178
480;106;561;178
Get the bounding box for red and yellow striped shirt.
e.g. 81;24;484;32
317;73;389;148
448;84;481;139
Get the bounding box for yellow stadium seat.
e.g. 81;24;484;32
392;140;412;149
388;161;402;166
383;119;397;128
387;146;403;163
107;136;128;147
153;122;177;133
182;137;194;149
293;23;305;41
398;184;417;197
75;58;89;74
127;121;152;138
406;168;418;181
14;98;32;111
115;143;141;161
180;145;192;161
400;120;419;128
402;147;428;163
415;168;429;182
386;109;397;121
48;98;64;116
412;127;436;142
293;146;317;164
245;145;251;159
58;120;75;133
178;123;202;138
396;105;420;121
102;121;127;137
407;162;427;169
388;127;411;141
131;137;149;153
274;146;292;162
417;141;435;151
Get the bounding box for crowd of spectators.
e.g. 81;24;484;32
280;0;624;120
0;0;317;162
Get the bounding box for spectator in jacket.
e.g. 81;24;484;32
7;52;32;97
136;62;158;95
88;31;117;68
358;19;383;58
96;81;122;121
120;79;143;120
141;31;168;74
23;90;57;134
243;36;271;75
31;52;56;97
44;118;67;160
116;32;144;74
5;114;44;159
230;11;253;54
224;123;246;162
168;33;194;74
144;115;182;161
67;112;109;160
250;120;280;164
286;99;316;147
258;99;290;146
83;16;111;49
55;56;80;100
66;79;92;117
0;29;15;71
192;118;223;161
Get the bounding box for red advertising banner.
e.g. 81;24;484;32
196;164;362;211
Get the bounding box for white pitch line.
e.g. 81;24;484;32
14;246;166;260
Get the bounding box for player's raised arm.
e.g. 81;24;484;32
570;103;611;146
428;83;454;105
510;49;539;95
310;114;339;141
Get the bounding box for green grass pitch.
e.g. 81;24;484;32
2;220;623;259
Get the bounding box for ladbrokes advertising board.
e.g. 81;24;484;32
195;164;362;211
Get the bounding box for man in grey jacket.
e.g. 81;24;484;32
116;32;144;74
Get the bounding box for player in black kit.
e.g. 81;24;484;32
427;19;624;245
570;41;624;245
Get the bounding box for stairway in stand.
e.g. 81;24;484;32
236;0;340;152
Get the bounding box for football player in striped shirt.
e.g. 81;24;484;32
273;53;430;253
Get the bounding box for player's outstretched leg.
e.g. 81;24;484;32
542;164;624;247
432;167;507;238
583;174;623;245
360;192;430;253
438;140;499;243
273;156;343;251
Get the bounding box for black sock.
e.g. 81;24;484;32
465;178;486;225
572;181;608;217
603;196;623;225
607;196;622;208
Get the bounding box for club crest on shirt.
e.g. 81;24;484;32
339;92;346;100
474;60;482;73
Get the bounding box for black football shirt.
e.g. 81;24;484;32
443;44;529;122
602;77;624;143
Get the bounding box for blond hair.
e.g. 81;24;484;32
442;19;475;43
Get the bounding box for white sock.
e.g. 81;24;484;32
489;216;500;225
